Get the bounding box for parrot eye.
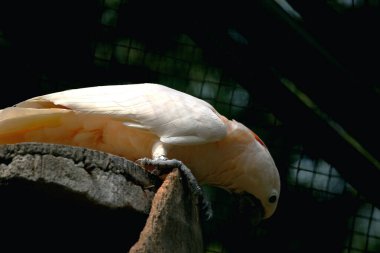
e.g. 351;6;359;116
268;194;277;203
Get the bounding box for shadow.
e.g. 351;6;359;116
0;179;147;252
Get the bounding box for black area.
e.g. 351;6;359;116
183;0;380;210
203;188;357;253
0;179;147;252
0;0;102;106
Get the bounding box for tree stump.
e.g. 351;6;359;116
0;143;203;252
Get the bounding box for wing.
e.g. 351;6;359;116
16;83;228;145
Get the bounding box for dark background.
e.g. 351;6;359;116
0;0;379;252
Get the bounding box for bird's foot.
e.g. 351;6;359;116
136;157;213;220
136;156;172;176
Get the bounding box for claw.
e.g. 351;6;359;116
136;157;175;176
135;157;213;220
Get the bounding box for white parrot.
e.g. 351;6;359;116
0;83;280;218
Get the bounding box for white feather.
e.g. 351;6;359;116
16;83;227;145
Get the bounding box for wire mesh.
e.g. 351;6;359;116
289;152;380;253
0;0;379;252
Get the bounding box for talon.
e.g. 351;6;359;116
200;196;213;221
135;157;160;173
135;157;150;167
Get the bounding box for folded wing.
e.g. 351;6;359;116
15;83;228;145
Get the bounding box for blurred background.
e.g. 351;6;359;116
0;0;379;252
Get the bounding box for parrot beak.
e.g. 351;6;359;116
236;192;265;226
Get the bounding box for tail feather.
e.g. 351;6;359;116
0;107;154;161
0;107;73;143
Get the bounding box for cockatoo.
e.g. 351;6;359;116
0;83;280;219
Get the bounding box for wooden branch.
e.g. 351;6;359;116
0;143;203;252
130;169;204;253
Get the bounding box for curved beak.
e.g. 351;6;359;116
236;192;265;226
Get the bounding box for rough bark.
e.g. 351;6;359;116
0;143;203;252
130;169;204;253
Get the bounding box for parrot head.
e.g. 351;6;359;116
225;120;280;219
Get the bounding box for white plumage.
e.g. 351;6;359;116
18;84;227;145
